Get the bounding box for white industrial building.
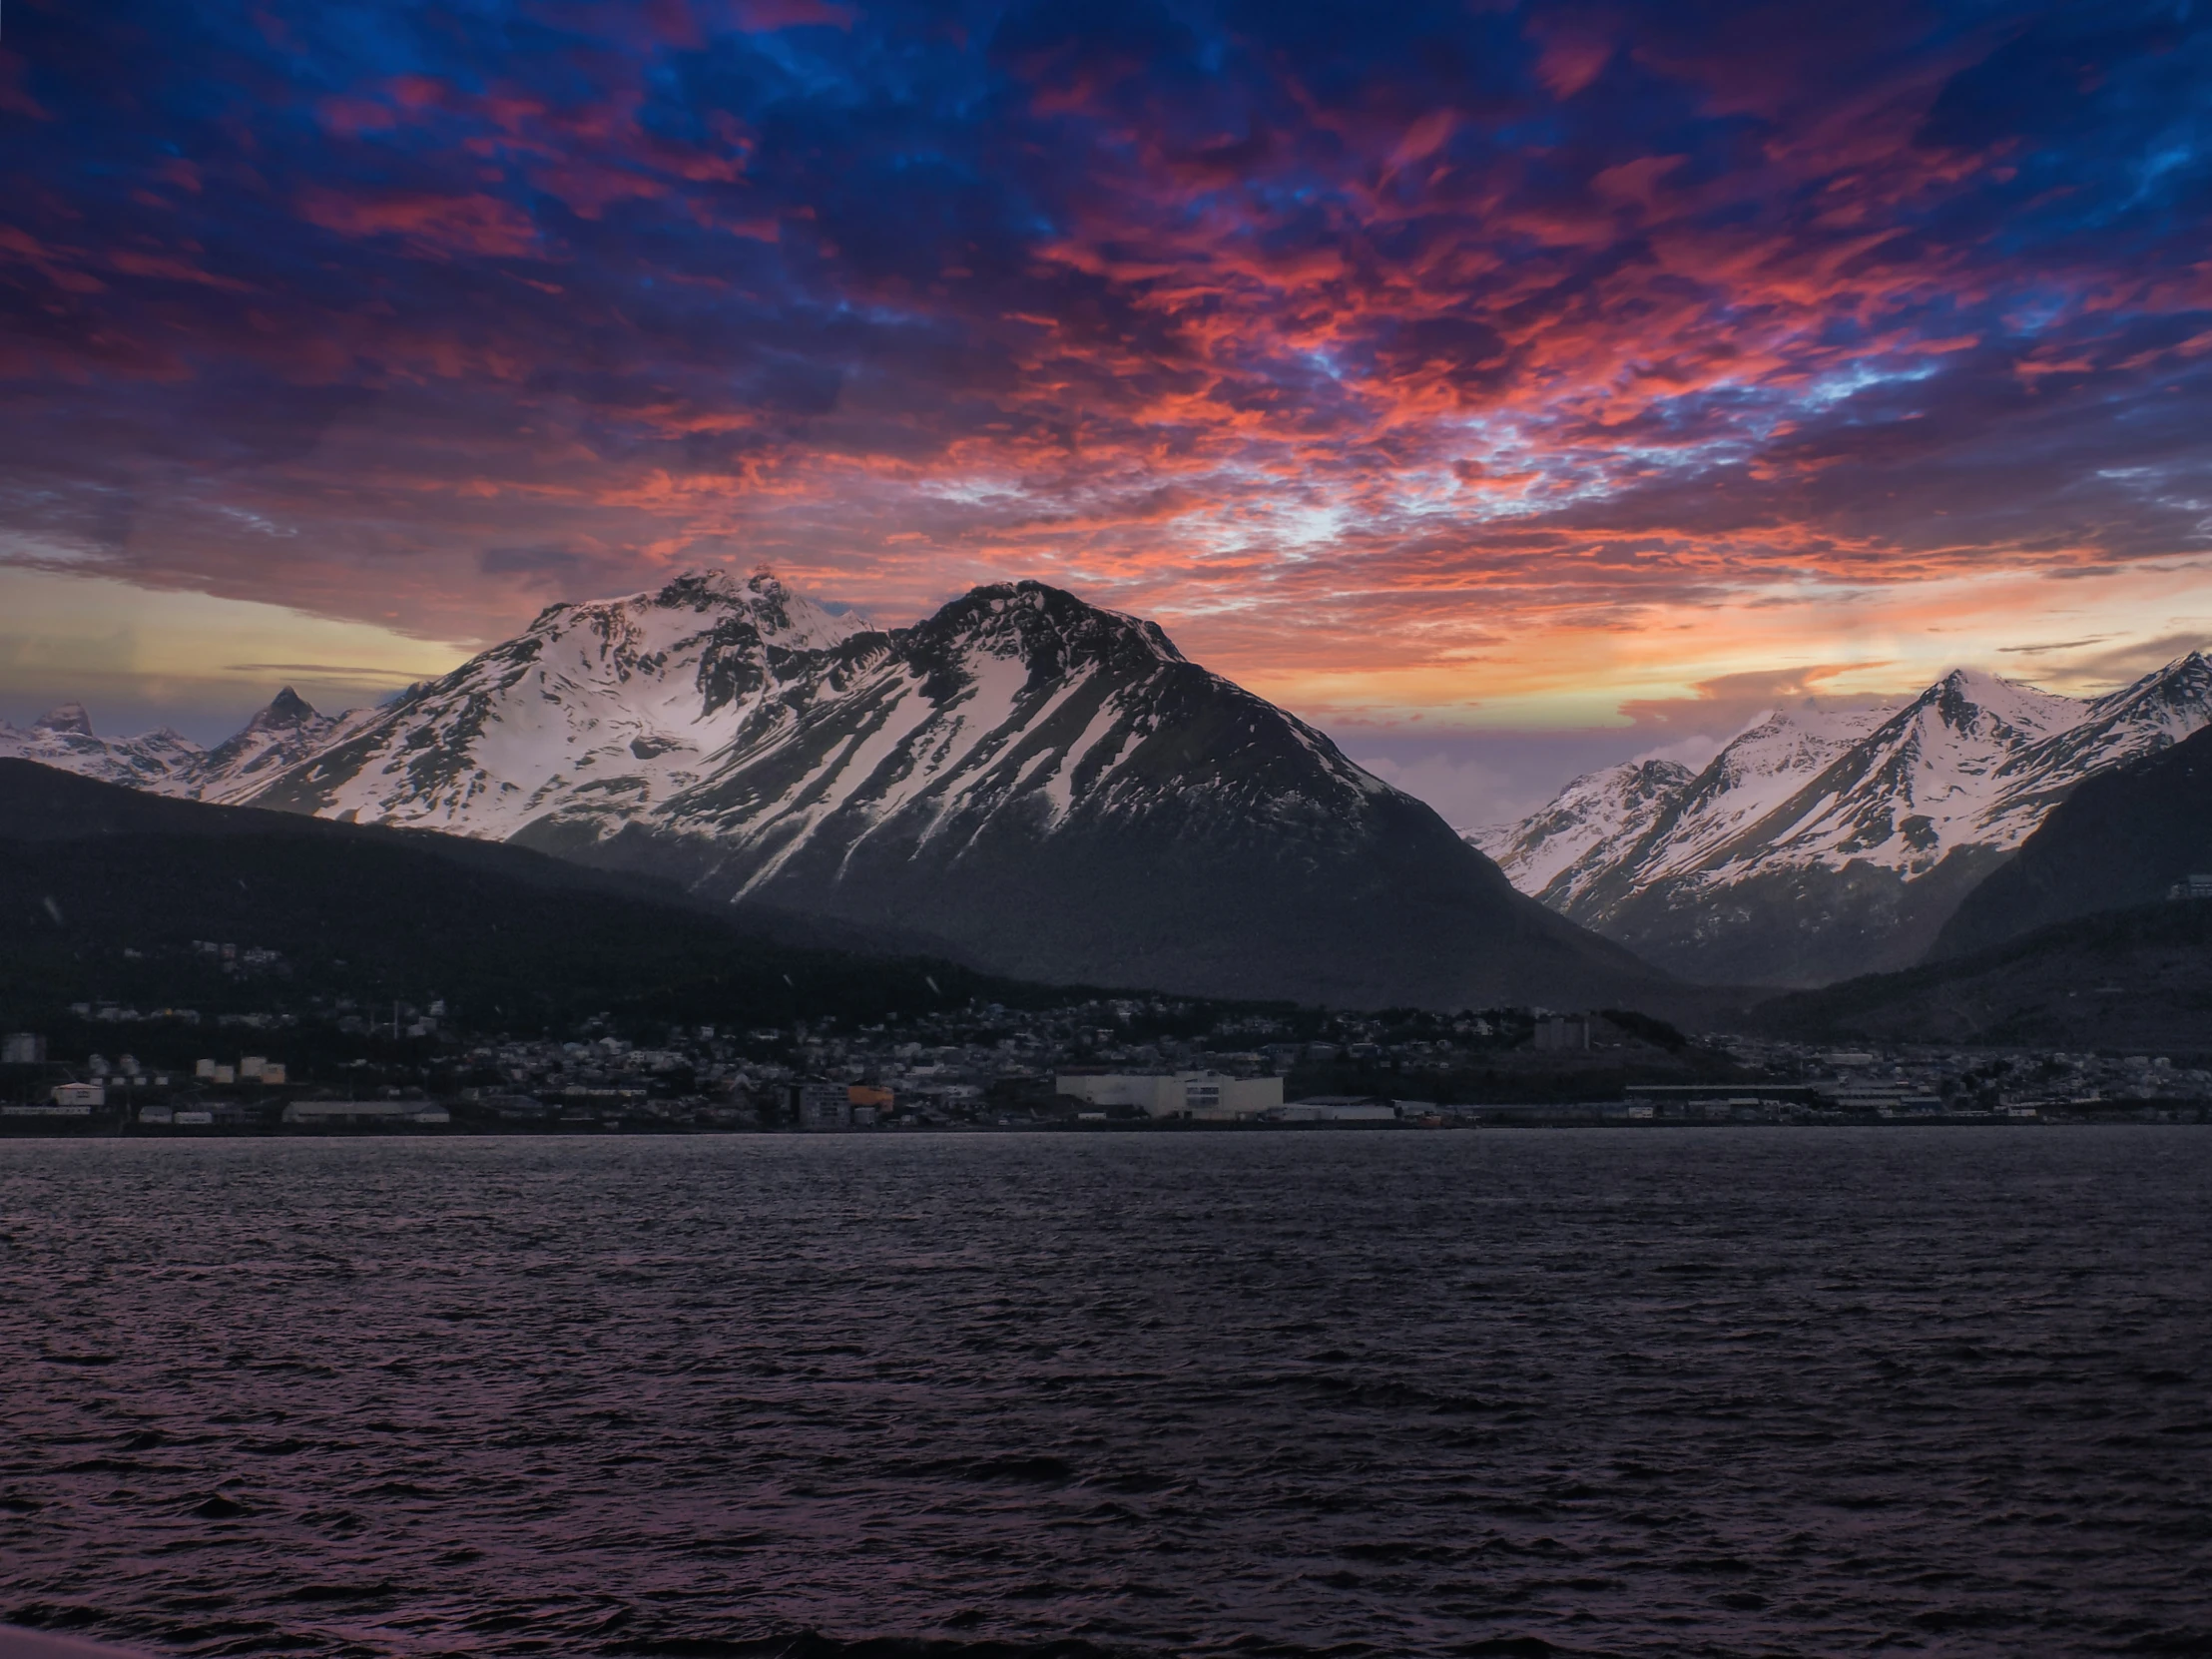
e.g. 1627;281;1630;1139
1054;1071;1284;1120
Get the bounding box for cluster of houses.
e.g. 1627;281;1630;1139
4;987;2208;1131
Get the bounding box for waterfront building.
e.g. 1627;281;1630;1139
1054;1071;1285;1119
794;1081;851;1129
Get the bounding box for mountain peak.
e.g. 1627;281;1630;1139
254;687;322;728
0;701;210;796
641;566;868;648
2156;647;2208;669
651;567;765;608
2131;648;2212;690
1915;665;2077;737
918;581;1186;670
1483;646;2212;985
1931;664;2029;701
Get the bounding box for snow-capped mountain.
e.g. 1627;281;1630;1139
248;570;866;836
0;704;206;794
195;687;367;805
1471;758;1701;909
602;582;1394;887
1479;654;2212;985
19;570;2205;999
1976;652;2212;836
219;571;1669;1009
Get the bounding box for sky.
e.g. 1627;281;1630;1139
2;0;2209;825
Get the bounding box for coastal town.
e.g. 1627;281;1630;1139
2;988;2205;1133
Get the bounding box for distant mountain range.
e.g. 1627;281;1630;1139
1933;722;2212;958
26;568;2192;1005
1744;725;2212;1045
2;572;1667;1012
1473;657;2212;985
0;702;212;794
0;686;365;803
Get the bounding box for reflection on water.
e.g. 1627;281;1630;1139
1;1130;2207;1657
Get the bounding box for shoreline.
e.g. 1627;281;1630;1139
3;1111;2205;1141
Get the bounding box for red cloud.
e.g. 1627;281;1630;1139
295;189;541;260
4;0;2207;731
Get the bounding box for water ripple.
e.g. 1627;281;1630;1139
1;1130;2207;1658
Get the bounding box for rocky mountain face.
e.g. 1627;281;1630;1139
1933;722;2212;958
9;571;1666;1011
1477;656;2212;986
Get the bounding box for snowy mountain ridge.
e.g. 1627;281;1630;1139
249;569;871;838
0;689;377;805
17;574;2205;995
620;580;1393;900
1474;653;2212;984
2;569;1659;1009
246;572;1394;868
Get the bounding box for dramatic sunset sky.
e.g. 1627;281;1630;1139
3;0;2208;820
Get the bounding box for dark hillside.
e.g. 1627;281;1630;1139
0;760;1057;1033
1752;898;2212;1050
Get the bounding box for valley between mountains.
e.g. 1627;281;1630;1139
6;568;2206;1018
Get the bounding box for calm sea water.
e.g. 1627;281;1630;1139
1;1130;2206;1659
